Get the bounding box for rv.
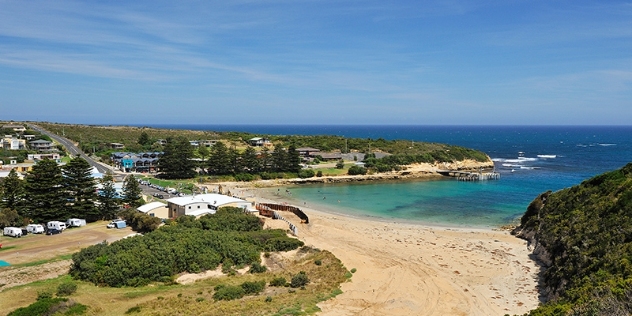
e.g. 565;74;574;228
3;227;22;238
26;224;45;234
66;218;87;227
47;221;67;231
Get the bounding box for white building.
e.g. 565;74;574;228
137;201;169;219
166;194;250;218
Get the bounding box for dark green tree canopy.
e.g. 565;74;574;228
98;174;120;220
63;157;98;221
0;169;25;213
137;131;151;148
122;174;143;208
157;136;196;179
24;159;66;222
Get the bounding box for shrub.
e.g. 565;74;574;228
298;169;315;178
234;173;255;182
213;285;245;301
270;277;287;287
350;268;357;273
265;296;272;302
7;298;83;316
335;160;345;169
316;170;323;177
290;271;309;288
241;280;265;295
265;237;304;252
314;260;322;266
249;262;267;274
56;282;78;296
348;166;367;175
125;306;141;314
36;290;53;301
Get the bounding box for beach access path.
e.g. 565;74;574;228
252;189;540;316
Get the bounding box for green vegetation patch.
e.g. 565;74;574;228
8;298;87;316
513;162;632;315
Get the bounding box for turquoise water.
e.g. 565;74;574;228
0;260;10;267
149;125;632;227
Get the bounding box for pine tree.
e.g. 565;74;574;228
287;145;302;173
138;131;151;148
271;146;287;172
197;144;210;173
63;157;98;221
98;174;120;220
0;169;25;214
24;159;67;222
241;147;259;173
157;136;196;179
228;146;242;174
122;174;143;208
208;141;231;175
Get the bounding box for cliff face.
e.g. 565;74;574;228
512;163;632;315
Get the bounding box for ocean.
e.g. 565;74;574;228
146;125;632;228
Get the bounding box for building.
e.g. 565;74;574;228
27;153;61;162
201;140;218;147
1;136;26;150
166;194;250;218
296;147;320;158
2;125;26;133
110;143;125;149
29;139;54;152
110;152;162;173
137;202;169;219
248;137;271;147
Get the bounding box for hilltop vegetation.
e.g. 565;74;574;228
34;122;489;163
513;163;632;315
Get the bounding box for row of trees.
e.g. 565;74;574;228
0;158;143;226
157;136;301;179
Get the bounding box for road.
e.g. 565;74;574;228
27;123;116;174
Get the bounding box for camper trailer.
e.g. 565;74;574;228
26;224;45;234
66;218;87;227
3;227;22;238
47;221;67;231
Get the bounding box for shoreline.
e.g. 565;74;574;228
229;184;541;315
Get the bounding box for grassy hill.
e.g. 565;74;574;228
513;163;632;315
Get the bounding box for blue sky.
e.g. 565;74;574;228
1;0;631;125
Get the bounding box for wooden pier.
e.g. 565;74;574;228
437;170;501;181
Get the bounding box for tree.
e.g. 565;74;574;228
286;145;302;173
0;169;25;214
137;131;151;148
0;208;20;228
271;146;287;172
63;157;98;221
24;159;66;222
157;136;196;179
98;174;120;220
241;147;259;173
335;160;345;169
207;142;231;175
122;175;143;208
197;144;210;173
228;146;242;174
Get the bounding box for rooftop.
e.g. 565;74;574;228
166;193;246;207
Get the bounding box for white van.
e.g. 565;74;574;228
47;221;67;231
66;218;87;227
26;224;45;234
3;227;22;238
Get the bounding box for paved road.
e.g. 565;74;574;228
27;123;116;174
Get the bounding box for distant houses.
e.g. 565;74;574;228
29;139;54;152
110;152;163;172
1;136;26;150
248;137;271;147
2;124;26;133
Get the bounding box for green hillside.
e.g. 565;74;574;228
513;163;632;315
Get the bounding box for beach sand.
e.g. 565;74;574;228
240;186;541;316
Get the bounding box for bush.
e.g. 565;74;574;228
350;268;357;273
290;271;309;288
347;165;367;175
270;277;287;287
249;262;267;274
125;306;141;314
36;290;53;301
241;280;265;295
298;169;315;178
265;237;305;252
316;170;323;177
314;260;322;266
57;282;78;296
234;173;255;182
335;160;345;169
213;285;245;301
265;296;272;302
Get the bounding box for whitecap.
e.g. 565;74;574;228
599;143;616;147
537;155;556;159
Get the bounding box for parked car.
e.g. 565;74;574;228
46;228;62;235
152;193;164;199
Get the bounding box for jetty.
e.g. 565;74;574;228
437;170;501;181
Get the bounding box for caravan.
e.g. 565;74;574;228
26;224;45;234
47;221;67;231
3;227;22;238
66;218;87;227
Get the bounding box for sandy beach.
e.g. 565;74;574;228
232;183;541;316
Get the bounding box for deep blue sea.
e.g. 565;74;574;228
145;125;632;227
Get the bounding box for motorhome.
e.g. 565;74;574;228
47;221;67;231
66;218;87;227
26;224;45;234
3;227;22;238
